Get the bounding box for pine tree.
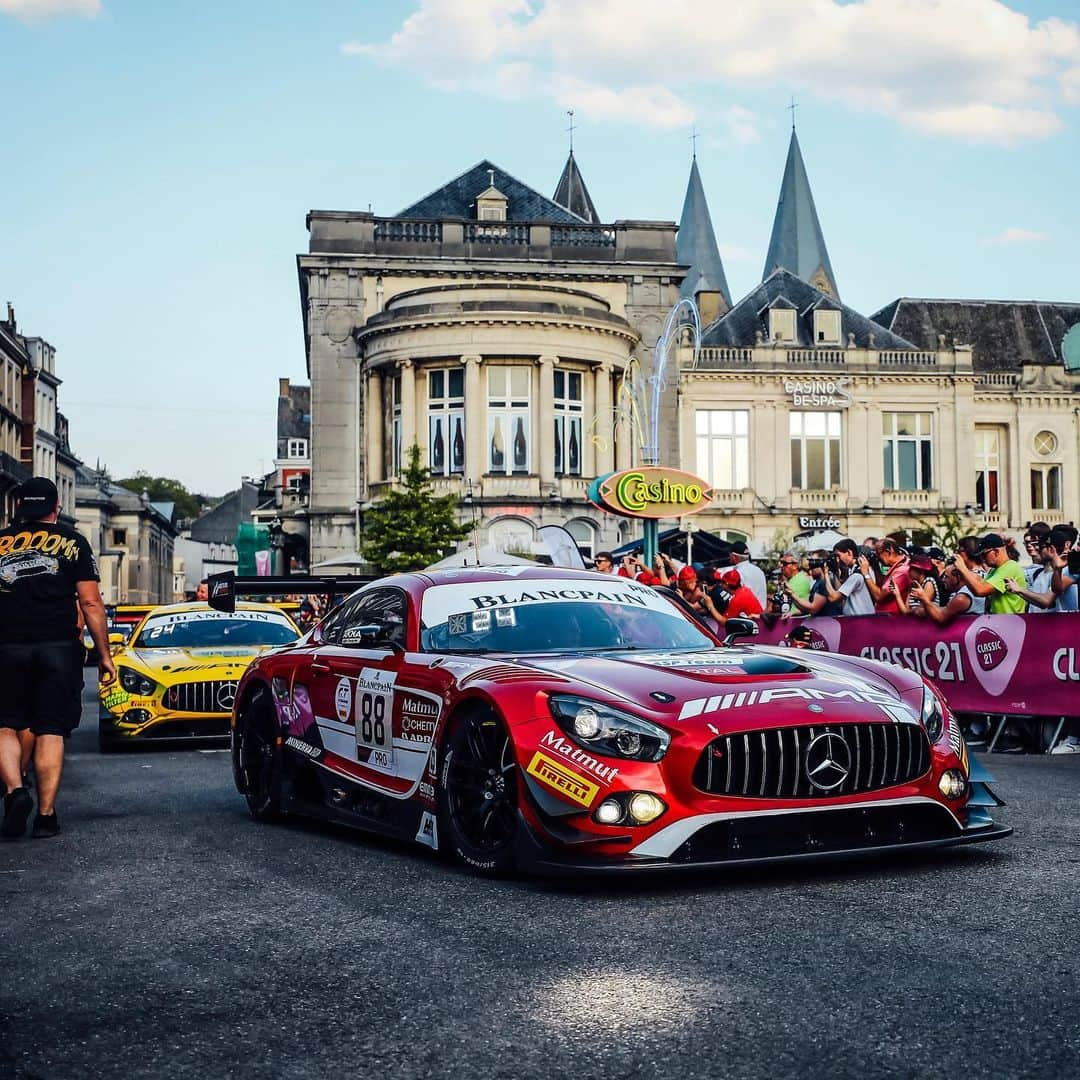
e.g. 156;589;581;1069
360;445;472;573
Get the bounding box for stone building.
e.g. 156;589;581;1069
674;130;1080;546
299;156;682;563
250;378;311;571
0;307;29;525
75;466;177;603
0;303;81;527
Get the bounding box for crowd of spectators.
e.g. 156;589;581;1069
593;520;1080;754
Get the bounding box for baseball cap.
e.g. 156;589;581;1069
908;554;934;572
977;533;1007;553
730;541;750;556
635;570;658;586
677;566;697;582
16;476;59;519
720;569;741;588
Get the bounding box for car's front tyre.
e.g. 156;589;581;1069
236;687;283;822
439;709;519;877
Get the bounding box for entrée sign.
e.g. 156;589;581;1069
798;516;842;530
589;468;715;520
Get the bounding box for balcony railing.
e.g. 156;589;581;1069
373;220;443;243
311;214;651;264
692;346;958;372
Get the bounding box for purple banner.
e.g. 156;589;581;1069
754;613;1080;717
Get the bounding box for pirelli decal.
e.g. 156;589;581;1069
526;751;598;808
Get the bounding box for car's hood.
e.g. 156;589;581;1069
122;646;269;679
484;647;925;733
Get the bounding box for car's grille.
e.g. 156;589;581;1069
693;722;931;799
163;680;239;714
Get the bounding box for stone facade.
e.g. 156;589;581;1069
299;160;682;563
75;467;177;604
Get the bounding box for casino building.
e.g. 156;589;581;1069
674;131;1080;546
300;136;1080;563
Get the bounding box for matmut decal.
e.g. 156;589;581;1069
526;752;599;808
539;730;619;784
679;685;914;722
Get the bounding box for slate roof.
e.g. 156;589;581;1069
189;481;260;545
871;298;1080;373
552;151;599;224
703;269;918;351
763;131;839;299
397;159;587;223
676;158;731;308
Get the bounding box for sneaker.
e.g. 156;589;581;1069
31;812;59;839
1;787;33;838
1049;740;1080;755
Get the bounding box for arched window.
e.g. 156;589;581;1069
487;517;534;556
565;519;596;560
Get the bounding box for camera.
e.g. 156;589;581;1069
826;554;840;573
807;558;824;570
1068;550;1080;576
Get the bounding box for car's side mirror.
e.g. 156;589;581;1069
723;618;758;645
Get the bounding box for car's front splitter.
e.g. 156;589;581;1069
514;797;1012;877
99;709;231;742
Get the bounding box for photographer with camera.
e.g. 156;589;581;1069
787;550;843;617
952;533;1026;613
857;538;910;614
1005;526;1077;612
824;539;875;616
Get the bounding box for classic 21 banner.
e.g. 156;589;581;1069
755;613;1080;717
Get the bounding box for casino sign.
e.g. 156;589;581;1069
589;468;716;520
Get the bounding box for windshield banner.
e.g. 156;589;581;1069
755;613;1080;717
421;578;677;627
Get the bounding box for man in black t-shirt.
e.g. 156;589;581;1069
0;477;116;839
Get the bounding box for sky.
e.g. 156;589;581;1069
1;0;1078;496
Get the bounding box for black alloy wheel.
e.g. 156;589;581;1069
237;689;283;822
440;710;519;875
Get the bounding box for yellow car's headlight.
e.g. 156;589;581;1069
118;666;159;697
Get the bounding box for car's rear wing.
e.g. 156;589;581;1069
206;571;374;614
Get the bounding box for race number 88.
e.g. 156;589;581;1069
359;692;387;746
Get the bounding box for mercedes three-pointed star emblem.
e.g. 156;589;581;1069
217;682;238;711
804;731;851;792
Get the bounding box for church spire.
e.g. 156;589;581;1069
553;150;599;223
762;129;838;299
553;108;599;223
677;156;731;310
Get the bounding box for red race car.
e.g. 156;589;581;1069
230;566;1010;876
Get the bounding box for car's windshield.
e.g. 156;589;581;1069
134;609;298;649
420;576;715;654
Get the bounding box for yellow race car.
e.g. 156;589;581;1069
98;601;300;751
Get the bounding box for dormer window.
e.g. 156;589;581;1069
814;309;841;344
769;306;796;344
475;170;508;222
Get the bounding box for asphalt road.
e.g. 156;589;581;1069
1;684;1078;1080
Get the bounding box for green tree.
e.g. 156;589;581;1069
116;472;210;521
360;445;472;573
914;509;968;553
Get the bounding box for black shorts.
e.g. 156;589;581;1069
0;639;85;737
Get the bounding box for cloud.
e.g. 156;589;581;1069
0;0;100;18
345;0;1080;145
982;227;1050;245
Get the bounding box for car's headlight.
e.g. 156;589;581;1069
548;694;670;762
921;684;945;743
118;666;159;696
